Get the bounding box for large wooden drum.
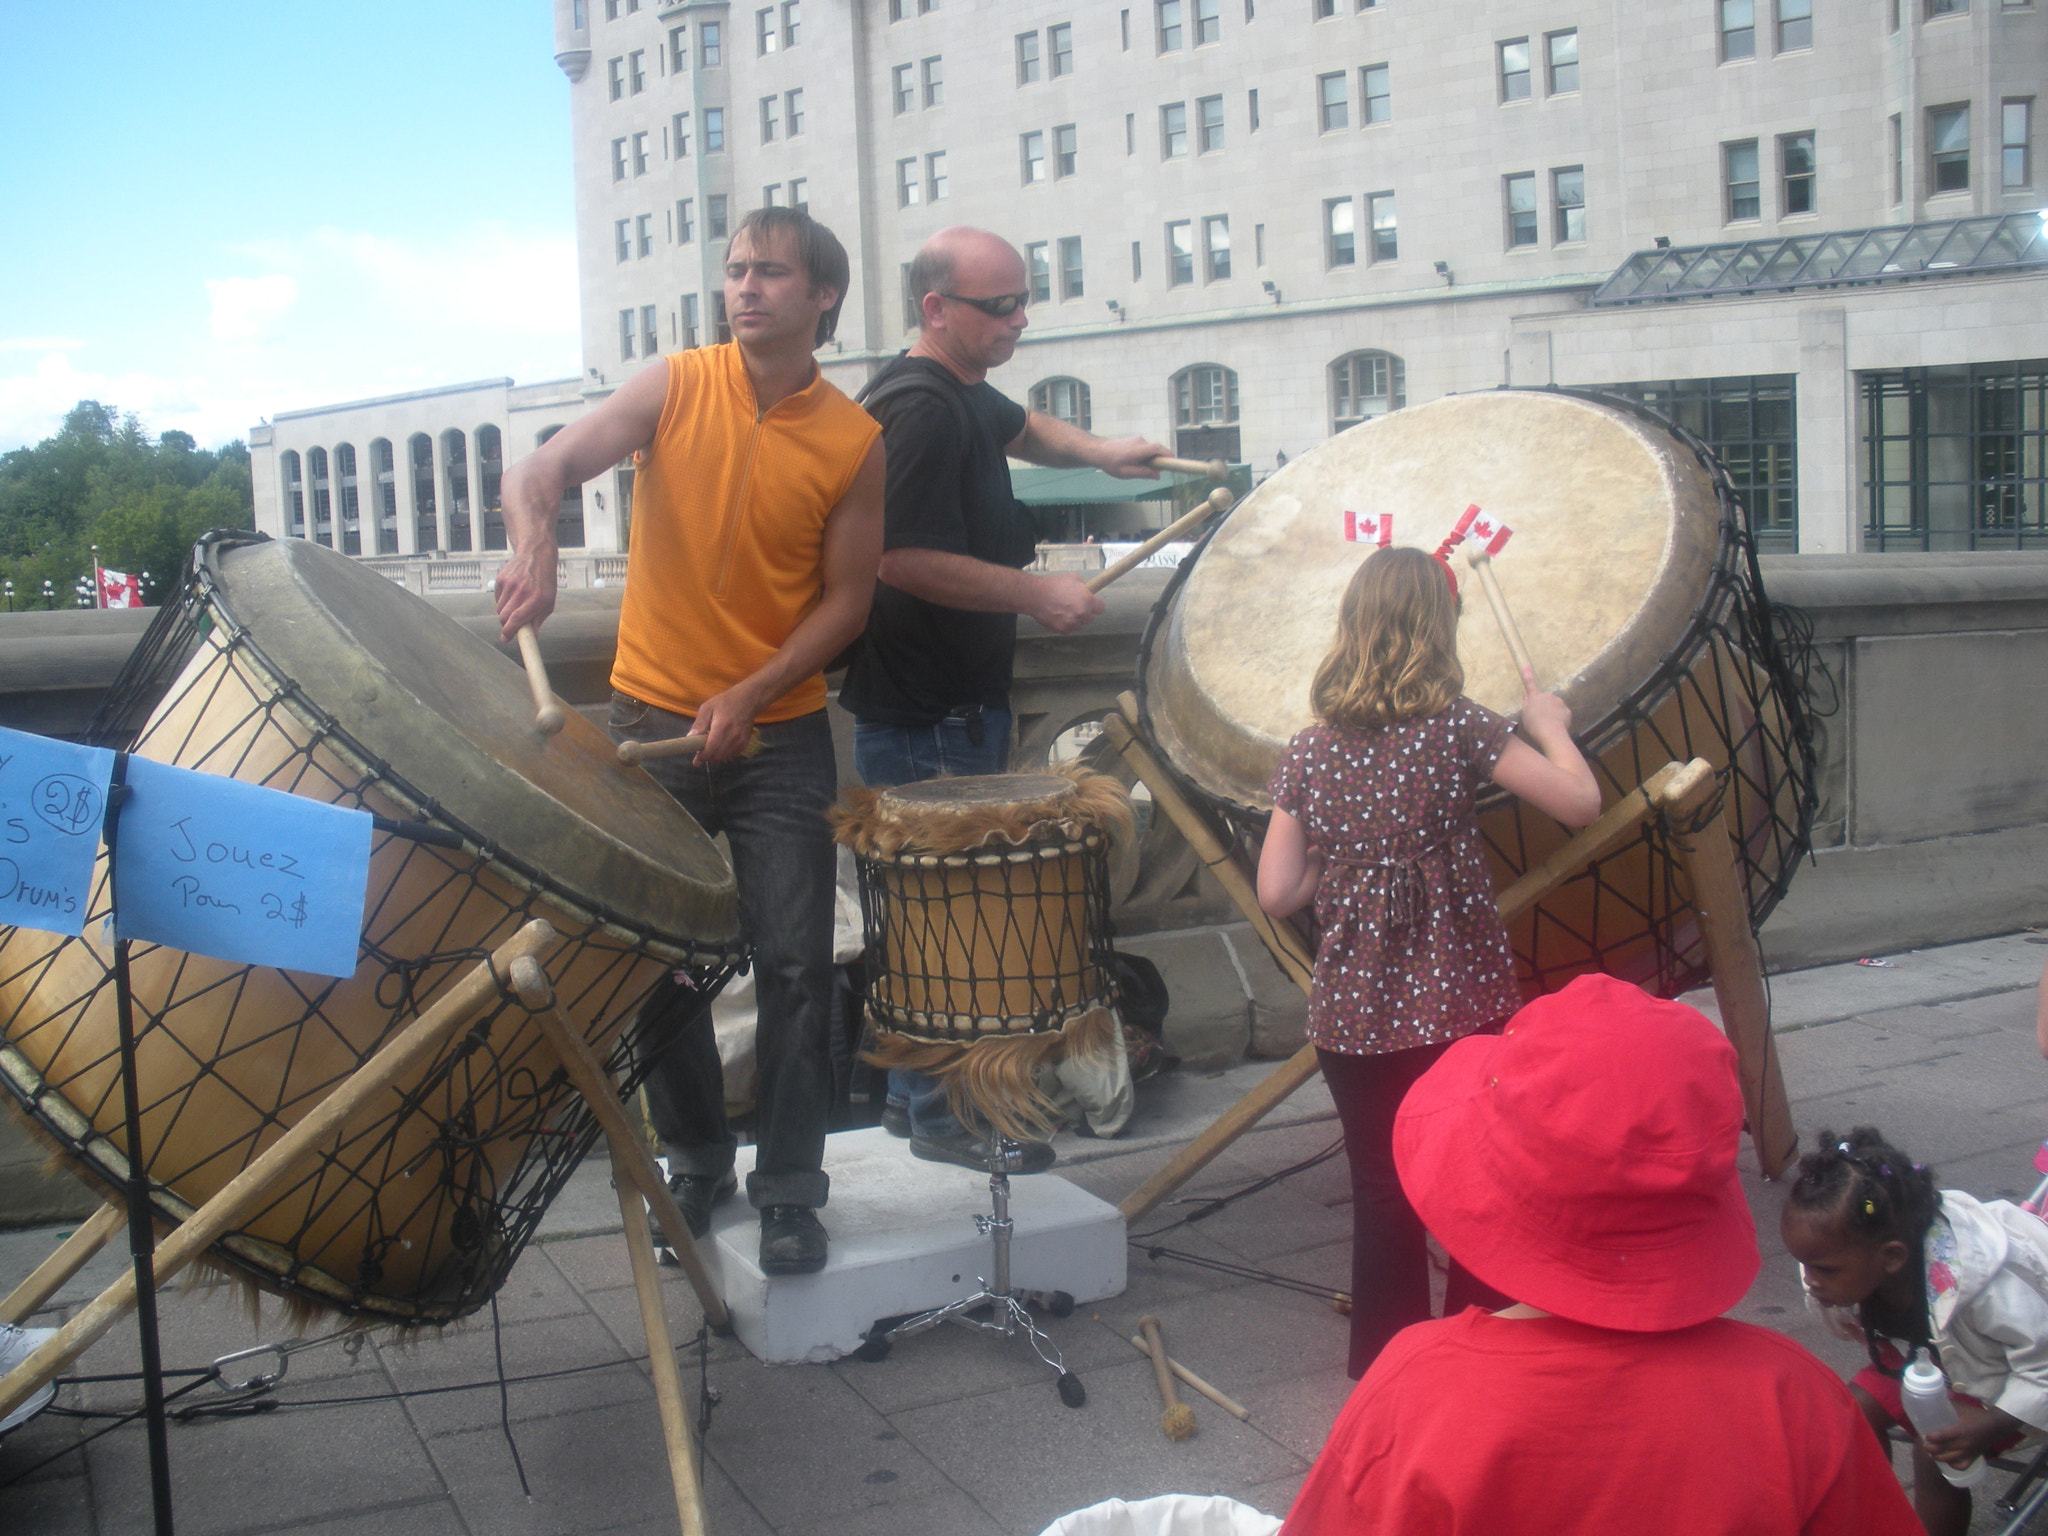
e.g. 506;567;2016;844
1139;388;1815;996
0;532;741;1324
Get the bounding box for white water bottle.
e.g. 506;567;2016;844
1901;1357;1991;1488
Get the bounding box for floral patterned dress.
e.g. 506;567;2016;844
1268;700;1523;1057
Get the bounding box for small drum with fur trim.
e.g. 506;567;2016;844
833;769;1130;1138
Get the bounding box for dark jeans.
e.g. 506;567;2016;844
852;704;1012;1141
1319;1043;1509;1378
613;694;837;1210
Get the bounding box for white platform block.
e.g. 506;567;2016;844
705;1127;1127;1364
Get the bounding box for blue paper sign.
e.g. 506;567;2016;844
113;758;373;979
0;725;115;937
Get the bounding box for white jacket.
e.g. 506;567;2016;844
1809;1190;2048;1433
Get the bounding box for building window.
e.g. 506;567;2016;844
1249;88;1260;131
1167;220;1195;285
281;450;304;537
898;157;923;206
763;183;783;207
1030;378;1092;430
631;131;649;173
1126;112;1136;154
536;426;585;549
708;193;728;238
1553;167;1585;242
1780;133;1815;214
1928;0;1967;12
606;0;618;17
620;308;636;360
1122;8;1132;47
788;176;807;210
1930;104;1970;192
1161;102;1188;157
1203;215;1231;280
1198;94;1225;152
1022;130;1046;183
1361;64;1390;123
1890;114;1904;202
410;435;436;551
1600;377;1797;550
893;63;914;113
1171;364;1241;460
1725;140;1761;220
1254;222;1265;263
1325;197;1356;266
615;218;633;263
2004;100;2032;187
1863;362;2048;552
1318;72;1349;131
1054;124;1078;177
1027;241;1052;302
700;20;723;65
713;291;730;343
672;112;691;156
371;438;397;555
636;212;653;256
927;151;949;200
608;56;625;101
475;427;502;553
641;305;658;357
704;109;725;152
1777;0;1812;50
628;48;645;92
611;138;628;181
1331;351;1406;432
1195;0;1221;43
922;55;943;107
1546;30;1578;93
669;25;688;71
1314;0;1335;15
1050;22;1074;74
1158;0;1184;50
1721;0;1755;60
1505;172;1538;246
1132;239;1143;279
681;293;700;348
760;95;779;142
1499;39;1531;102
786;88;804;135
783;0;801;47
1059;235;1085;298
757;6;779;53
1018;30;1042;83
1367;191;1397;260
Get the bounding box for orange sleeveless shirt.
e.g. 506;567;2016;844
610;345;880;723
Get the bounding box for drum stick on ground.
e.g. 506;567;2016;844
1464;552;1538;682
1087;487;1235;594
616;729;764;767
1148;455;1230;481
1126;1334;1251;1420
515;625;567;736
1138;1315;1197;1441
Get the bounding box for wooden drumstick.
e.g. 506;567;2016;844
1138;1314;1197;1441
515;625;566;736
1148;454;1230;481
1086;487;1235;594
616;728;764;766
1465;550;1538;683
1127;1334;1251;1420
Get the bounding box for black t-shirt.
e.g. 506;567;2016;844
840;354;1036;726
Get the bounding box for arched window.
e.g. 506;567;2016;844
307;446;333;546
538;426;586;548
477;424;506;550
442;429;472;552
335;442;361;555
410;434;438;551
1169;364;1240;462
1028;377;1092;432
280;451;305;537
370;439;398;554
1329;351;1406;434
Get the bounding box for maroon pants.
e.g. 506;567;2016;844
1319;1043;1508;1378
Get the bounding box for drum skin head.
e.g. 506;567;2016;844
1144;390;1720;811
215;538;738;949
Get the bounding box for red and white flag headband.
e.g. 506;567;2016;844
1342;509;1393;547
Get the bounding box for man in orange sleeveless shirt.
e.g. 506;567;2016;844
495;208;884;1276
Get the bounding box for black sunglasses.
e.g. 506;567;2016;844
940;291;1030;318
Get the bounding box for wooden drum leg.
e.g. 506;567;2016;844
0;1201;123;1327
0;919;561;1424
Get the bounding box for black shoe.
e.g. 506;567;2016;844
759;1206;828;1276
910;1130;1056;1175
879;1102;911;1138
651;1168;737;1245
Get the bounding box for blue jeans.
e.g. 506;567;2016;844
613;695;837;1210
853;705;1012;1141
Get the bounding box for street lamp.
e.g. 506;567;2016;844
40;580;54;610
2;579;12;612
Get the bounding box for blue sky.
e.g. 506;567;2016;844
0;2;582;451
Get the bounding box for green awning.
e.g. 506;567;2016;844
1009;466;1186;506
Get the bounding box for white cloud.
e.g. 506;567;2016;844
0;350;280;453
0;336;90;354
205;274;300;342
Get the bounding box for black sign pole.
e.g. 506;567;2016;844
102;753;176;1536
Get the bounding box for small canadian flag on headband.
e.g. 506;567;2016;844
1343;510;1393;547
1452;503;1514;557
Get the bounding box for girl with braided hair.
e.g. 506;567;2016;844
1783;1125;2048;1536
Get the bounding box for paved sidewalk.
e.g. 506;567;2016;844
4;928;2047;1535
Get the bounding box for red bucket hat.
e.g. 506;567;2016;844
1394;973;1759;1332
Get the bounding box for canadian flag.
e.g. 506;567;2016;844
1343;510;1393;547
1452;503;1514;557
96;566;143;609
